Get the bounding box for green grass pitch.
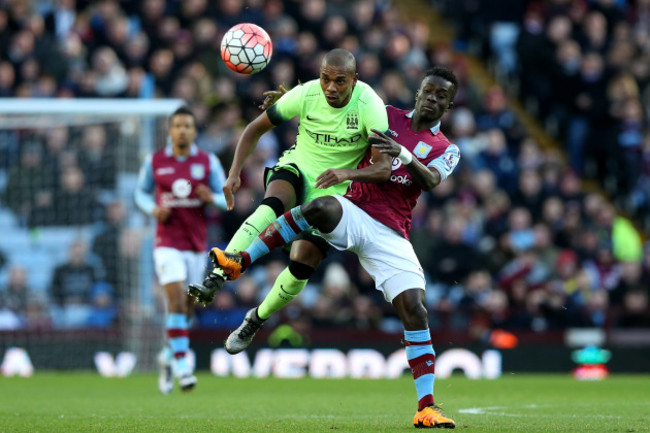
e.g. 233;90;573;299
1;373;648;432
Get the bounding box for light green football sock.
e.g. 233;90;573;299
226;204;278;253
257;267;308;319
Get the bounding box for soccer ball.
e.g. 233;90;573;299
220;23;273;75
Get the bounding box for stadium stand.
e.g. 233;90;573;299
0;0;648;347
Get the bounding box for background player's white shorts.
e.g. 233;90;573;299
321;196;425;303
153;247;206;286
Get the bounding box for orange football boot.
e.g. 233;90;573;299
413;405;456;429
209;247;245;280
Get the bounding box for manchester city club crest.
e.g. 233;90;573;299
346;112;359;130
190;163;205;179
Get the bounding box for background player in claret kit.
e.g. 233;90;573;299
211;67;460;429
135;106;228;394
188;48;391;311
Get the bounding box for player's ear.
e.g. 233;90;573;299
415;90;419;101
447;102;454;110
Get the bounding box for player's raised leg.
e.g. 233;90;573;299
225;241;323;354
218;206;315;354
215;198;341;353
189;181;296;303
392;288;455;428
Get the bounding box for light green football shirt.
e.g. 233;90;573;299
266;79;388;203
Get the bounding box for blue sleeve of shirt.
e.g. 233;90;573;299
428;144;461;182
208;153;228;211
134;155;156;215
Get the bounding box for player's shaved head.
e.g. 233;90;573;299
322;49;356;74
320;49;358;107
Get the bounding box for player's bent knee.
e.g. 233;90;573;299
288;260;315;280
394;290;429;330
403;304;428;330
261;196;287;217
302;196;341;232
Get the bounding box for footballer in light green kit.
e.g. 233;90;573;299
265;77;389;202
189;48;392;314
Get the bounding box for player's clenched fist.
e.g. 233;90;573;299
369;128;401;157
194;184;213;203
152;206;171;222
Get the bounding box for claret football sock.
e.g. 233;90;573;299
167;313;190;375
404;329;436;411
245;207;312;263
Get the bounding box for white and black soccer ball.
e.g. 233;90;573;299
220;23;273;75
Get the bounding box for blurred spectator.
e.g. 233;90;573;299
428;218;482;289
473;128;517;192
4;142;55;225
85;281;118;328
311;262;355;328
616;289;650;328
92;46;128;96
0;61;15;96
92;201;126;298
474;86;524;149
50;165;102;226
50;240;104;328
3;265;29;317
77;125;116;192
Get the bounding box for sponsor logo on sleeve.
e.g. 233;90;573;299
442;151;459;171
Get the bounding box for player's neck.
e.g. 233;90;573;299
410;114;440;133
172;143;191;157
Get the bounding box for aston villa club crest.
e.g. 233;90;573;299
413;141;432;159
190;164;205;179
346;113;359;130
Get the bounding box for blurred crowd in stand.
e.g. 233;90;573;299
0;0;648;338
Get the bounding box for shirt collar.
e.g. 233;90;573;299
165;143;198;158
406;110;441;135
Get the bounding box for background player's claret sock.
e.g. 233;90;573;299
245;206;312;263
225;204;278;253
257;267;308;319
166;313;190;375
404;329;436;411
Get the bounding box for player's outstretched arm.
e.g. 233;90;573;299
224;112;275;210
315;146;391;189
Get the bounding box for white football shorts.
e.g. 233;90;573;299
320;196;425;302
153;247;206;286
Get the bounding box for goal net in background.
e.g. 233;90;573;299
0;98;183;371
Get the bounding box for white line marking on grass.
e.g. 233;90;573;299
458;405;622;420
458;407;524;417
